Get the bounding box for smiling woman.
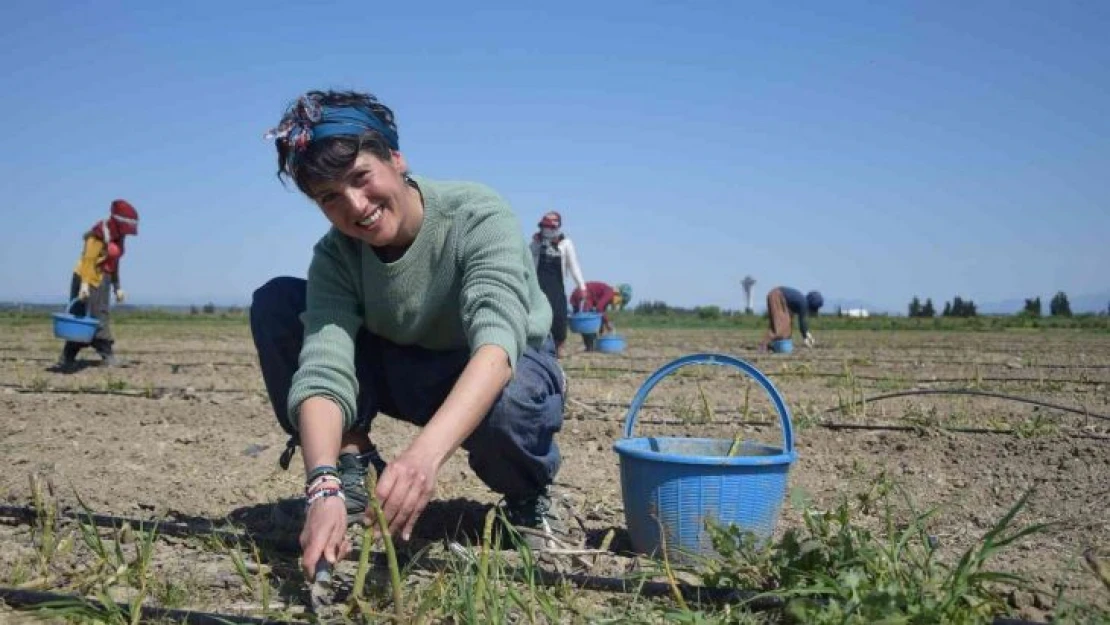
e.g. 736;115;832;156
251;90;566;581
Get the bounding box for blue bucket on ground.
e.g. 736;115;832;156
613;353;796;564
771;338;793;354
52;298;99;343
596;334;626;353
568;311;602;334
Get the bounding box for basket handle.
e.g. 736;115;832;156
64;298;84;315
621;353;794;454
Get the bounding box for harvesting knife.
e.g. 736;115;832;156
309;560;333;613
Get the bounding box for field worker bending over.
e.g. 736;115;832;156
761;287;823;350
57;200;140;371
529;211;587;359
569;281;618;351
250;90;567;581
614;283;632;311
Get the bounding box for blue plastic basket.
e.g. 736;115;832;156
52;298;99;343
613;353;796;564
596;334;626;353
771;338;793;354
568;311;602;334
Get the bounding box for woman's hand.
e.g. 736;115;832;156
369;344;510;541
300;495;350;579
373;449;439;541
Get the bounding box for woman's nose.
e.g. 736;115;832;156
342;187;369;213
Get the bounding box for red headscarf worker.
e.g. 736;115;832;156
57;199;139;371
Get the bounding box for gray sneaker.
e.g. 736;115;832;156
501;486;571;551
338;446;388;524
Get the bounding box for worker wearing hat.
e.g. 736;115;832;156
57;199;139;370
529;211;587;358
761;287;823;350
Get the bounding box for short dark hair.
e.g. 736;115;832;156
274;90;399;196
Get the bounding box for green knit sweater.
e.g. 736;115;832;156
286;176;553;430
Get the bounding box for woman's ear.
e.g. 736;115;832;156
390;150;408;175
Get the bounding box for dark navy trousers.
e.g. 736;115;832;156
249;277;563;498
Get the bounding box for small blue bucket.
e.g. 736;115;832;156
613;353;796;564
568;311;602;334
596;334;626;353
771;338;793;354
52;298;99;343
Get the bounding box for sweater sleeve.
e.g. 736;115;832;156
286;233;365;432
457;197;532;370
797;309;810;337
561;238;586;291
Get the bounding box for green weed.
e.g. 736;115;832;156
695;486;1048;624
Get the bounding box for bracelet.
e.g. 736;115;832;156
306;487;346;508
307;464;339;480
305;474;342;495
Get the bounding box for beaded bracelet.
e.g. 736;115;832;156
305;474;342;496
306;487;346;508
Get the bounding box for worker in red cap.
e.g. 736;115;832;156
529;210;587;358
56;199;139;371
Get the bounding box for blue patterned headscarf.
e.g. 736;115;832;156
265;94;399;169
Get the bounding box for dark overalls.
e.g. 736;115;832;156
535;243;568;349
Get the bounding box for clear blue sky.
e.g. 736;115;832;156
2;0;1107;312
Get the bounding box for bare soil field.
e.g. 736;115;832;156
1;319;1107;622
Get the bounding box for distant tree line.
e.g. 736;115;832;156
1021;292;1072;317
907;297;937;318
907;291;1078;319
189;303;245;315
908;295;974;317
635;291;1097;319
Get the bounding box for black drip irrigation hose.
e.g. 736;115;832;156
0;345;257;358
562;366;1108;386
0;356;258;368
0;586;1050;625
827;388;1110;422
574;388;1109;423
565;391;1110;440
0;504;786;609
7;352;1110;372
0;587;283;624
0;504;257;549
0;505;1053;624
564;413;1110;441
0;383;260;397
0;504;1057;624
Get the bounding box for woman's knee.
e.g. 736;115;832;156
487;348;564;433
250;277;306;332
